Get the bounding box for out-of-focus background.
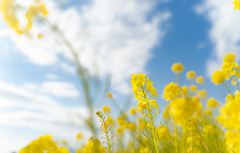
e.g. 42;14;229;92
0;0;238;152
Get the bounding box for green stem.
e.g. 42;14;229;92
174;123;178;153
191;118;211;153
223;81;234;97
103;119;112;153
41;18;98;138
140;86;159;153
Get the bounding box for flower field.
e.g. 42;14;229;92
1;0;240;153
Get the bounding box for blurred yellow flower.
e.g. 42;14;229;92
211;70;225;85
223;52;235;62
204;109;212;116
207;98;220;108
197;90;207;99
186;71;196;80
171;63;184;73
0;0;49;34
102;105;111;114
234;0;240;10
163;82;183;101
77;133;83;140
127;122;136;131
196;76;204;84
82;138;106;153
190;85;198;91
107;92;112;98
129;107;136;115
19;135;69;153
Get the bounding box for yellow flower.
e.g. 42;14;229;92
62;140;67;144
147;123;151;128
196;76;204;84
162;106;170;120
186;71;196;80
116;127;124;136
129;107;136;115
157;126;170;140
107;92;112;98
225;130;240;153
106;116;115;126
171;63;184;73
231;77;237;85
38;34;42;39
25;3;48;29
82;138;106;153
127;122;137;131
190;85;198;91
234;0;240;10
19;135;69;153
163;82;183;101
203;124;215;135
102;105;111;114
207;98;220;108
77;133;83;140
182;86;188;95
223;52;235;62
211;70;225;85
197;90;207;99
149;99;159;109
0;0;49;34
76;149;83;153
204;109;212;116
169;97;202;125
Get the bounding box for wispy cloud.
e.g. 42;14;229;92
1;0;171;94
0;81;93;152
46;73;59;80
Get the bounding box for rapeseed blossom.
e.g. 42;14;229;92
196;76;204;84
82;138;106;153
190;85;198;91
102;105;111;114
234;0;240;10
207;98;220;108
129;107;136;115
171;63;184;73
8;1;240;152
163;82;185;101
186;71;196;80
211;70;225;85
19;135;69;153
0;0;48;34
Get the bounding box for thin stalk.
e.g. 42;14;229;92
223;81;234;97
103;120;112;153
140;86;159;153
191;118;211;153
41;18;98;137
176;73;180;84
174;123;178;153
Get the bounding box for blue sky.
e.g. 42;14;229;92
0;0;238;152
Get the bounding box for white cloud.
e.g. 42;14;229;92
41;81;80;97
195;0;240;76
60;62;76;74
0;81;94;152
0;0;171;94
46;73;59;79
22;81;80;97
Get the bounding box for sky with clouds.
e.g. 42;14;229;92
0;0;239;152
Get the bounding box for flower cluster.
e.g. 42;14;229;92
131;73;159;111
0;0;48;34
19;135;69;153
